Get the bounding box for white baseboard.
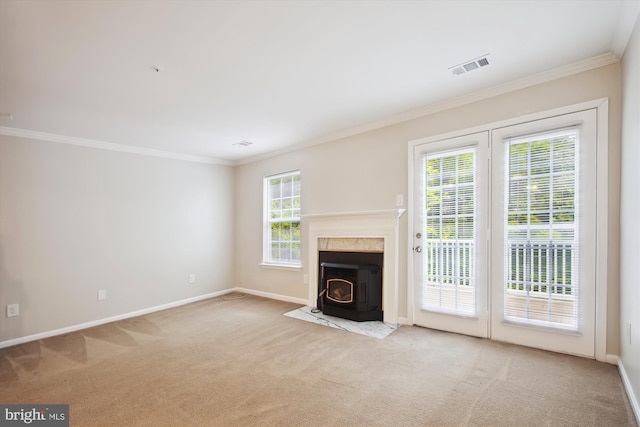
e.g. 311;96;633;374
607;354;619;365
0;289;232;349
231;286;308;306
618;358;640;425
0;288;308;349
398;317;410;325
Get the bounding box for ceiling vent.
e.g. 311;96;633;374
233;140;253;147
449;54;492;76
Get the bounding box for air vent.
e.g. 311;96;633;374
463;62;479;72
477;57;490;67
449;54;492;76
233;140;253;147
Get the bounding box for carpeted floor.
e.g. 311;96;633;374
0;294;636;426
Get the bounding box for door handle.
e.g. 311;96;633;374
414;246;422;253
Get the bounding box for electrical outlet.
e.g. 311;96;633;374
97;290;107;301
7;304;19;317
396;194;404;207
189;274;196;284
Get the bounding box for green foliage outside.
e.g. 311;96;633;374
423;136;577;296
506;135;577;294
507;136;576;235
425;151;474;240
269;173;301;262
270;175;301;220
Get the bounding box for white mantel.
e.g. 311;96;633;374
303;209;406;325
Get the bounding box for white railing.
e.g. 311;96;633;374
506;241;574;300
425;239;574;300
425;239;474;287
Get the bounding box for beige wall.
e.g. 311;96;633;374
235;63;622;355
0;60;626;363
619;13;640;417
0;136;235;342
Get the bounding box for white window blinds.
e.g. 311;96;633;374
503;128;579;330
423;147;476;316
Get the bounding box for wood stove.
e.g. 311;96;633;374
317;251;383;322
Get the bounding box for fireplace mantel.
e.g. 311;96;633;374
303;209;405;325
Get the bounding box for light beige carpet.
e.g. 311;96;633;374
0;294;636;426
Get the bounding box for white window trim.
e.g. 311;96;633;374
262;170;302;268
259;262;302;271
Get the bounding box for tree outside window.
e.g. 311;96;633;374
264;171;301;265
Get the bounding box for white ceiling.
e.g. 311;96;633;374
0;0;638;164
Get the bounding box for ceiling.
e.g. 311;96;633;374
0;0;638;164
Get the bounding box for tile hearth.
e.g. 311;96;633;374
284;306;397;339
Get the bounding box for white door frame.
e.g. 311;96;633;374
407;98;609;361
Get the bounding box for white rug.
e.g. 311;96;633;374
284;306;397;339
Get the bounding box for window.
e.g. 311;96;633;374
503;128;579;329
263;171;301;266
423;147;477;316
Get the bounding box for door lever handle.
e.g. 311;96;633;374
414;246;422;253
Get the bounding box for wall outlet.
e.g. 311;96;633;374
396;194;404;207
97;289;107;301
7;303;19;317
189;274;196;284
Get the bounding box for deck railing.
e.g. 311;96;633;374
425;239;574;299
425;239;474;287
506;241;574;299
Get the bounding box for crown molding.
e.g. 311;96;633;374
236;52;620;166
0;127;233;166
0;52;621;168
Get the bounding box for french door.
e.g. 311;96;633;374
411;109;598;357
489;110;597;357
411;132;490;338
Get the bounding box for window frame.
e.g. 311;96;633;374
489;109;598;358
502;127;581;331
262;170;302;268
